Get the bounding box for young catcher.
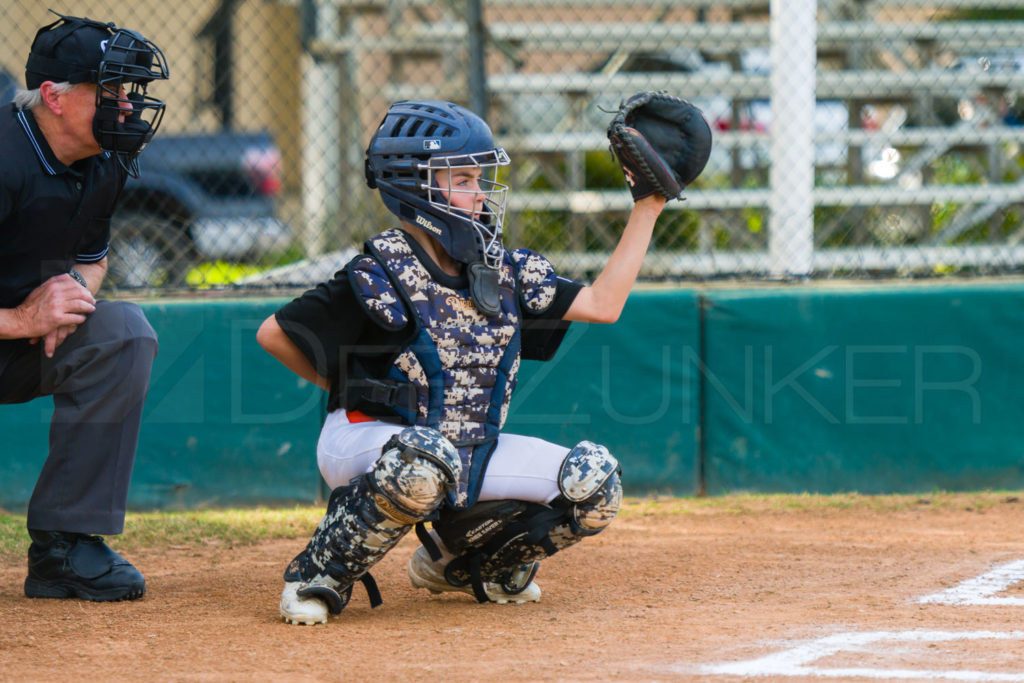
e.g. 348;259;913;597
258;94;711;624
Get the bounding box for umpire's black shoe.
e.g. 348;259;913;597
24;532;146;602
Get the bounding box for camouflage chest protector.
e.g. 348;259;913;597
349;229;559;508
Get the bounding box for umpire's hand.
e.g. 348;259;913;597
17;274;96;357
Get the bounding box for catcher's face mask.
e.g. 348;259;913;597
422;149;510;271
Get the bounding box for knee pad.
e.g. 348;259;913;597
371;426;461;524
559;441;622;533
432;440;622;564
428;499;554;601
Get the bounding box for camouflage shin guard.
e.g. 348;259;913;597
475;470;621;584
284;475;410;610
284;426;461;611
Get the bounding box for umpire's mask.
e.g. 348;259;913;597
25;11;169;178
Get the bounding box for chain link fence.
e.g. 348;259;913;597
3;1;1024;291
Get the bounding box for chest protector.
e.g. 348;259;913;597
348;229;558;509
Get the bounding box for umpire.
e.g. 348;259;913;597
0;13;169;602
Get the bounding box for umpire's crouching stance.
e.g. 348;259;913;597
0;13;169;602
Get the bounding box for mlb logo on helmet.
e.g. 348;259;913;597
423;139;442;151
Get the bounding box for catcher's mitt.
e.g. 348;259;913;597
607;91;712;201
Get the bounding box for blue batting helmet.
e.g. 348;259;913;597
365;100;510;269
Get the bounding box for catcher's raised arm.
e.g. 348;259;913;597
607;91;713;201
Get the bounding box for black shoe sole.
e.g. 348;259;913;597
24;577;145;602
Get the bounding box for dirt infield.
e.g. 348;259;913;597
2;495;1024;681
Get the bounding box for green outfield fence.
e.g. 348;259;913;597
3;281;1023;509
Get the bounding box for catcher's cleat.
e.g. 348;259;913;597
280;581;343;625
408;545;541;604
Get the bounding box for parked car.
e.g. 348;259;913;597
0;67;290;288
110;131;289;287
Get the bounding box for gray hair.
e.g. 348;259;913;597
13;81;75;110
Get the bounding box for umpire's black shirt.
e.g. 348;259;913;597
0;102;123;311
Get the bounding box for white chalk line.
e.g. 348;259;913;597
700;630;1024;680
919;560;1024;606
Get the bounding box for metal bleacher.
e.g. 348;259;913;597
307;0;1024;276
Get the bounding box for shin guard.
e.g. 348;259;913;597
284;426;460;612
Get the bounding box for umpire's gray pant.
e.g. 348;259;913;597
0;301;158;535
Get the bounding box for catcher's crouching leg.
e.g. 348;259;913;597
280;426;460;624
409;441;621;604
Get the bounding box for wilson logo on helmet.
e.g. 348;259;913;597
416;214;443;236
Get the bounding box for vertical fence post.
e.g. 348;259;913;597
300;0;341;258
769;0;816;277
467;0;488;120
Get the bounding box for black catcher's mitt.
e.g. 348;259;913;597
607;91;712;201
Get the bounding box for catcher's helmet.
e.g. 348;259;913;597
25;12;169;177
365;100;510;269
